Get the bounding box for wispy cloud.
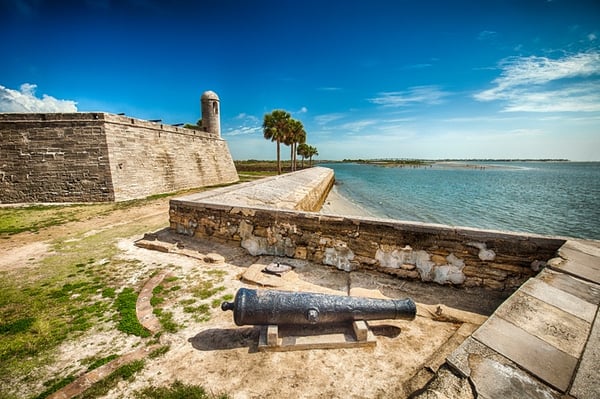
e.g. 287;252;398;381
0;83;78;112
314;112;346;125
224;113;261;136
235;112;259;123
317;87;342;91
474;51;600;112
224;126;262;136
478;30;499;41
369;86;450;107
293;106;308;115
340;119;377;132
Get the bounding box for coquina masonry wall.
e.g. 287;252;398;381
102;113;238;201
0;113;239;203
170;202;566;291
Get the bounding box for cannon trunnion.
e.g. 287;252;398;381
221;288;417;326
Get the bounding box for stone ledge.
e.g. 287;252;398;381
171;167;335;212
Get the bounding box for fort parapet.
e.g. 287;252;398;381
0;112;238;203
169;167;565;291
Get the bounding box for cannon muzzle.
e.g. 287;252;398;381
221;288;416;326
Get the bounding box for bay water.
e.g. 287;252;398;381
321;162;600;240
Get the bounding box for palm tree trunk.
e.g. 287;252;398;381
292;143;297;171
290;145;294;172
276;140;281;175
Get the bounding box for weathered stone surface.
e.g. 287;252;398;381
411;366;474;399
169;171;567;290
0;113;238;203
520;277;597;322
536;268;600;305
555;240;600;284
570;305;600;399
494;291;590;356
472;315;578;392
447;337;562;399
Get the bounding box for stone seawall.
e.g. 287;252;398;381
0;113;239;203
169;168;566;291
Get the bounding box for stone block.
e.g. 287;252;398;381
494;291;590;356
520;278;597;323
473;315;578;392
570;306;600;399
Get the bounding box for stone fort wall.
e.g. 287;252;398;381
0;113;239;203
169;168;566;291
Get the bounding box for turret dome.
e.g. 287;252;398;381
201;90;219;101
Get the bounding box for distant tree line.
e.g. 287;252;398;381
263;110;318;174
183;118;203;130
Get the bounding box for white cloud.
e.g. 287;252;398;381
588;33;597;41
369;86;450;107
502;82;600;112
317;87;342;91
224;126;262;136
0;83;78;112
234;112;259;123
474;51;600;112
478;30;498;41
314;112;346;125
340;119;377;132
295;106;308;114
224;112;262;136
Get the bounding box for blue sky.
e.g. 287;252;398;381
1;0;599;161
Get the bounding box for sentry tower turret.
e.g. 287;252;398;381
201;90;220;137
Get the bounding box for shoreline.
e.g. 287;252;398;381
319;185;375;217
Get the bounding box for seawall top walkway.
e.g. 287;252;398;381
447;239;600;398
172;167;334;212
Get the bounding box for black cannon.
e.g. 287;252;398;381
221;288;417;326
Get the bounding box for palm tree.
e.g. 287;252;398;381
286;119;306;171
297;143;310;168
307;145;319;166
263;110;292;175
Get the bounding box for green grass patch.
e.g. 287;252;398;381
153;309;179;333
0;316;35;335
84;354;119;372
191;281;225;300
148;345;170;359
115;288;151;338
135;380;229;399
31;375;77;399
211;294;232;309
76;360;145;399
183;304;210;314
150;296;165;307
203;269;227;278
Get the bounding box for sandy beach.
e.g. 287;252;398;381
320;185;375;217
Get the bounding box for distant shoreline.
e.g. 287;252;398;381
320;158;571;164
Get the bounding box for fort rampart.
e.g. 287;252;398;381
169;168;566;291
0;112;239;203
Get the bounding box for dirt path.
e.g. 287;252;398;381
0;199;169;271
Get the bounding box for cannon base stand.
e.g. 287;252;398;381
258;321;376;352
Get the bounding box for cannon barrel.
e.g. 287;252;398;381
221;288;416;326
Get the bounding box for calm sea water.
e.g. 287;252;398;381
321;162;600;240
